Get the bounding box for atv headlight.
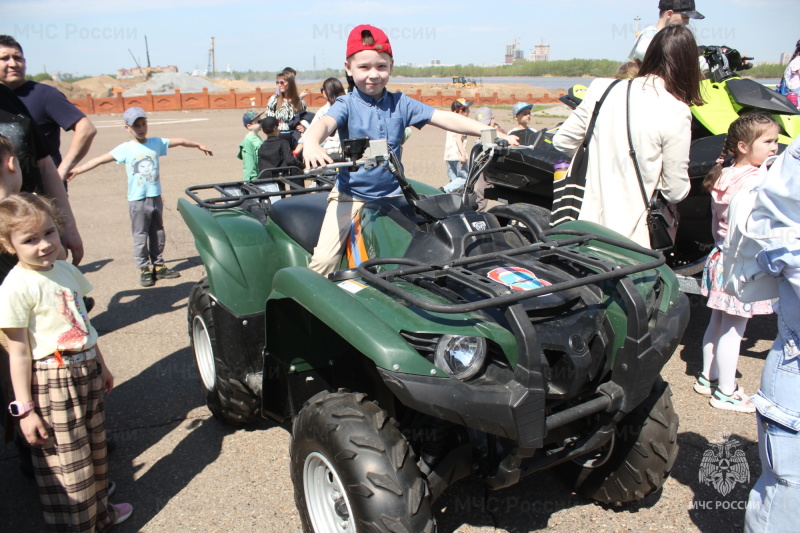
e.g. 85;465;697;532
434;335;487;380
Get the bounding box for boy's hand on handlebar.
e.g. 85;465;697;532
303;144;334;170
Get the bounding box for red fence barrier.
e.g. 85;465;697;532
70;87;566;116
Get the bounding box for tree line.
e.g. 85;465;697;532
27;58;786;85
229;59;786;81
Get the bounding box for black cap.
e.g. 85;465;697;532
658;0;705;19
261;116;279;133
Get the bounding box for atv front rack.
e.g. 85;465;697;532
184;172;334;210
357;228;665;314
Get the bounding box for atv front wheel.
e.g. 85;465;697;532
290;391;435;533
188;278;259;426
571;377;679;505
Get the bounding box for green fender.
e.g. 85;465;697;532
177;198;275;314
267;266;441;377
553;219;681;311
178;198;249;286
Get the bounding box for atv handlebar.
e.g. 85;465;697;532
701;46;753;83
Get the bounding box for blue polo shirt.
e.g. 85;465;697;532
325;88;434;201
14;81;87;168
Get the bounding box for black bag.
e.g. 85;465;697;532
626;80;679;251
550;79;621;226
645;194;679;251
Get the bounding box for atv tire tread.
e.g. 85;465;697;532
576;377;679;505
291;391;435;533
188;278;259;426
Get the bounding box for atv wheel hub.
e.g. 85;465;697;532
192;315;216;391
304;452;353;532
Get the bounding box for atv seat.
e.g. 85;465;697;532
269;192;329;253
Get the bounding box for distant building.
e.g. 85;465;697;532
117;65;179;78
431;59;441;66
780;52;792;65
505;40;524;64
529;41;550;62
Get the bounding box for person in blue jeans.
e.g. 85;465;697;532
744;134;800;531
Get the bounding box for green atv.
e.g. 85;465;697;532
178;135;688;532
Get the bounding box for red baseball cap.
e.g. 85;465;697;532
346;25;393;58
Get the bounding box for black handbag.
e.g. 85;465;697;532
625;80;679;251
550;79;621;226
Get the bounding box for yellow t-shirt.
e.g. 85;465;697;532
0;261;97;360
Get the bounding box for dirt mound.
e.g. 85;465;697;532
73;75;124;98
123;72;224;96
40;79;88;100
42;75;143;99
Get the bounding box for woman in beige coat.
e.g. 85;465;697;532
553;25;704;247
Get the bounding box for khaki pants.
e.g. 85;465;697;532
308;189;365;277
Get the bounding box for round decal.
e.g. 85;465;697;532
487;267;552;292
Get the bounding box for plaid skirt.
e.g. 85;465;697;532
31;357;116;532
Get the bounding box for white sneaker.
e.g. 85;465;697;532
709;385;756;413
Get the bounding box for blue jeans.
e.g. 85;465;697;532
745;413;800;532
443;161;468;192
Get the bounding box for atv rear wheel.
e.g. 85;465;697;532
290;391;435;533
570;377;679;505
488;203;551;245
188;278;259;426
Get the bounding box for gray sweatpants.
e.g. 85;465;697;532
129;196;165;269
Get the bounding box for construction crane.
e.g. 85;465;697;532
127;35;152;80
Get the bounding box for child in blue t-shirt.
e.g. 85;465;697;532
67;107;212;287
303;24;519;276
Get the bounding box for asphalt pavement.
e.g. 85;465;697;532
0;108;776;532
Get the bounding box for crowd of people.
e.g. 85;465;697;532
0;1;799;530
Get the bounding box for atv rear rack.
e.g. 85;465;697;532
357;228;665;314
184;172;334;210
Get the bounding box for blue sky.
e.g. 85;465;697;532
1;0;797;76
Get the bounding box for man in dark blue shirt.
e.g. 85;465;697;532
0;35;96;180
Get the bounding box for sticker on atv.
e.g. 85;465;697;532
487;267;552;291
339;280;367;294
